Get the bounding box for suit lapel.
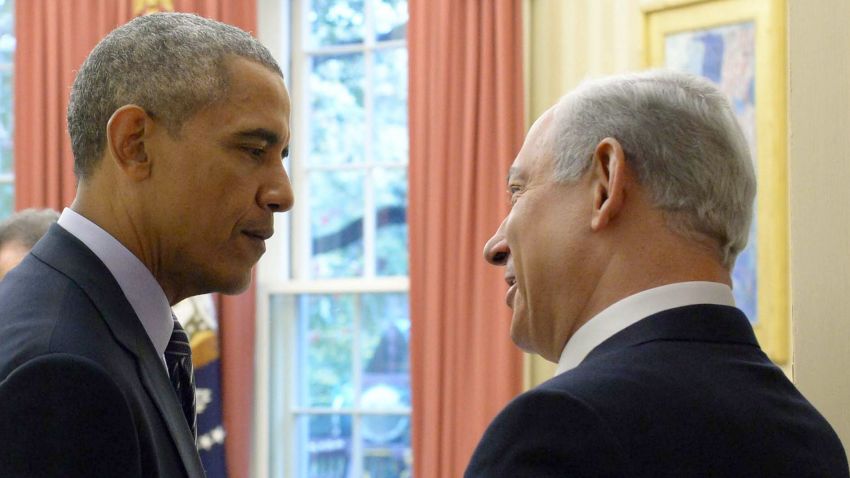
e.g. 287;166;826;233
137;346;206;477
31;225;205;477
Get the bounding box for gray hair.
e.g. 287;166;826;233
549;70;755;267
0;208;59;249
68;12;283;179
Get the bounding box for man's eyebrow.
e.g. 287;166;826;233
235;128;280;146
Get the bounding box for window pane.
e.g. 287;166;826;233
373;168;407;276
309;53;366;166
296;414;352;478
308;0;365;48
310;170;365;278
372;48;407;165
0;182;12;219
375;0;408;41
0;0;13;65
361;293;410;408
0;148;10;176
0;69;12;173
297;294;356;408
362;414;412;478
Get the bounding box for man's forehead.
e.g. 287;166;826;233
507;108;556;183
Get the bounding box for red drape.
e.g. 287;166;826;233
15;2;257;477
408;1;526;476
14;1;134;210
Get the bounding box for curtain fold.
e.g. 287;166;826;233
408;1;526;476
14;2;257;477
14;1;134;210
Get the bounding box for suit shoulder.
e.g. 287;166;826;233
0;252;96;316
466;387;629;477
0;256;104;378
533;348;850;477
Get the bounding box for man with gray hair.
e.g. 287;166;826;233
0;208;59;279
466;70;848;476
0;13;292;477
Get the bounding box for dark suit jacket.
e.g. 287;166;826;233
465;305;849;477
0;225;205;478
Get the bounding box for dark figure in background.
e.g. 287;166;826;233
0;208;58;279
465;70;849;477
0;13;293;478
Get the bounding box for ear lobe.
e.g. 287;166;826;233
590;137;627;231
106;105;154;181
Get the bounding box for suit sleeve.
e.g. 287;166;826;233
0;354;143;478
465;388;629;477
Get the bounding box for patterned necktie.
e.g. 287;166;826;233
165;318;197;439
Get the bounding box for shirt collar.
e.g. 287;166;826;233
57;208;173;358
555;281;736;376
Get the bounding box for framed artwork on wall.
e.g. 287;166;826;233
642;0;788;363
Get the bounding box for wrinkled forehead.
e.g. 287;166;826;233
508;107;559;181
525;107;558;160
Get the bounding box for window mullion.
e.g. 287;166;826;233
363;24;377;279
351;293;365;476
291;32;311;281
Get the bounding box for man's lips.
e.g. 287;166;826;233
243;228;273;241
505;275;517;308
242;229;273;253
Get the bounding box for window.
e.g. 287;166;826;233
0;0;14;218
257;1;411;477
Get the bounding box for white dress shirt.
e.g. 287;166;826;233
58;208;173;365
555;281;736;376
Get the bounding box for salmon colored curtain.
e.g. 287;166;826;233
15;2;257;477
408;1;526;476
14;1;134;210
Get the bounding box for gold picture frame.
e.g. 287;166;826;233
642;0;788;363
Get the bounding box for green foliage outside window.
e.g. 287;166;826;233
0;0;14;219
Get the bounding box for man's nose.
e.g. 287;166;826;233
259;162;295;213
483;218;510;265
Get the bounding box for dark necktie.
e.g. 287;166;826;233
165;318;197;439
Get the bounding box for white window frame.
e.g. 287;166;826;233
0;17;14;215
254;1;410;476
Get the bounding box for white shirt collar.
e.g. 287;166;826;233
57;208;173;358
555;281;736;376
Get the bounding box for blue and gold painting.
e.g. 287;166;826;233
665;22;758;323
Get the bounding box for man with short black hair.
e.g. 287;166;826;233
0;208;58;279
466;70;849;477
0;13;293;477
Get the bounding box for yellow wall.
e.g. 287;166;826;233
526;0;643;118
787;0;850;455
523;0;644;387
523;0;850;457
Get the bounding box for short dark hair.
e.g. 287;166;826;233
67;12;283;179
0;208;59;249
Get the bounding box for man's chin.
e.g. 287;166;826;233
509;314;535;353
218;272;253;295
194;267;254;296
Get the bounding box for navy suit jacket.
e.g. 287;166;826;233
465;305;849;477
0;225;205;477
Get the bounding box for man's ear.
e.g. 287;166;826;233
106;105;154;181
590;137;628;231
